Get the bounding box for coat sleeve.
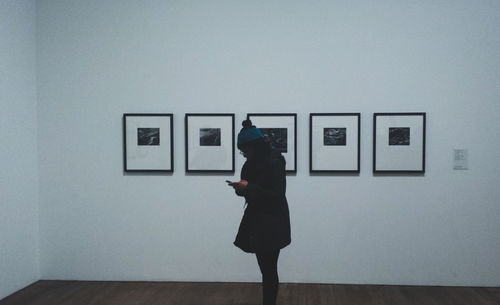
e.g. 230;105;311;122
235;161;249;197
242;157;286;206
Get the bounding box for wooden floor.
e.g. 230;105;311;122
1;281;499;305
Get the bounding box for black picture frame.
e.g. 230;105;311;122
185;113;235;173
373;112;426;173
247;113;297;174
123;113;174;172
310;113;361;173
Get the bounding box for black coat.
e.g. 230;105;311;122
234;150;291;253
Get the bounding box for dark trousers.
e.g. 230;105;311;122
256;250;280;305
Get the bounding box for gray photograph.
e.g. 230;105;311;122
200;128;221;146
260;128;288;153
324;128;346;146
137;128;160;146
389;127;410;145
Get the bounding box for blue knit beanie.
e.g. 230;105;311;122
237;119;263;149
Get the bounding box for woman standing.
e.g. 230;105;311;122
228;119;291;305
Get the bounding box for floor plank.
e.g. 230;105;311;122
1;281;499;305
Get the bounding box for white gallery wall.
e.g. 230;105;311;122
0;0;39;299
36;0;500;286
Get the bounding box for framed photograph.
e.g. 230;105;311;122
185;113;235;173
247;113;297;173
310;113;360;173
373;112;426;173
123;113;173;172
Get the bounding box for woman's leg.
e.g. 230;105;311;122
256;249;280;305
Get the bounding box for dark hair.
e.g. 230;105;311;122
242;119;253;129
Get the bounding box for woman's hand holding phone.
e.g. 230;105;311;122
227;179;248;190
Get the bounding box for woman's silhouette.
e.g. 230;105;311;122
228;119;291;305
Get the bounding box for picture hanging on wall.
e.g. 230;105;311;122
123;113;174;172
310;113;360;173
247;113;297;173
185;113;235;173
373;112;426;173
